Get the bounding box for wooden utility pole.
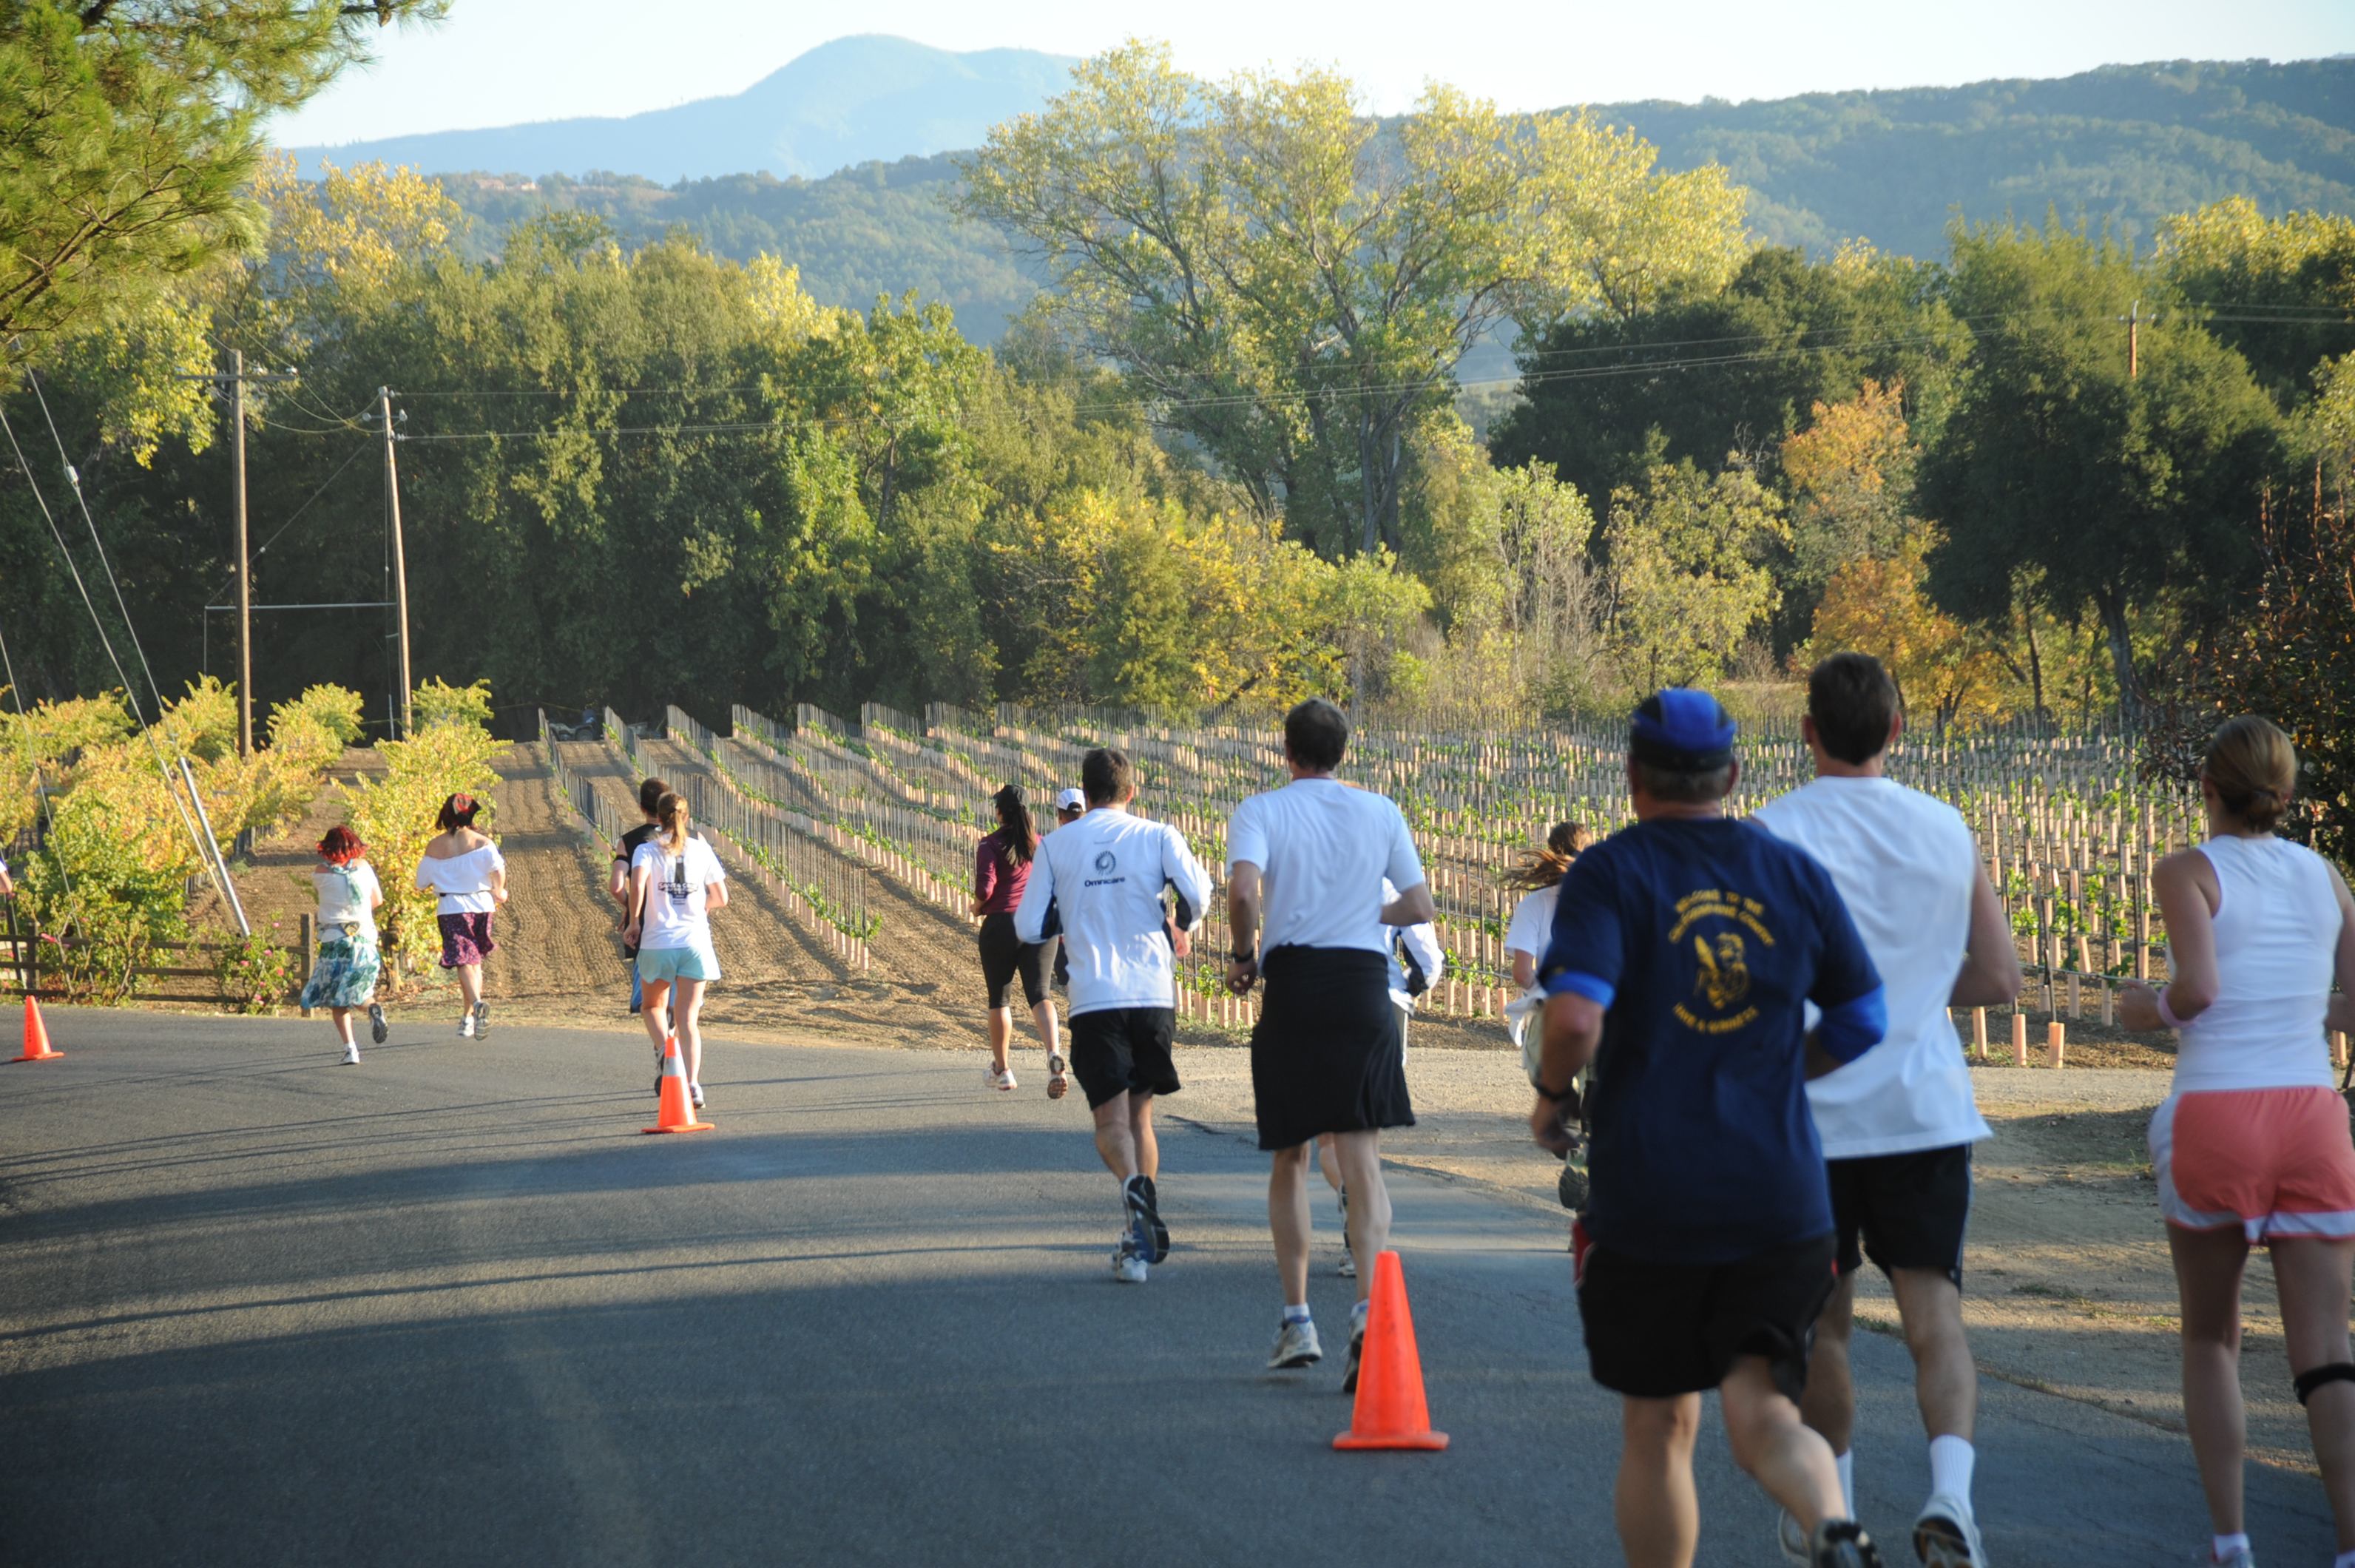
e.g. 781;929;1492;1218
229;348;252;755
2121;298;2145;380
379;388;413;739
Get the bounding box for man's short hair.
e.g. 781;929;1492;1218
1081;747;1135;806
1808;653;1899;766
1631;758;1737;804
638;776;669;817
1284;697;1349;771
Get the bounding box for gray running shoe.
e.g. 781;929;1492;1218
1125;1174;1169;1263
1268;1317;1323;1369
368;1003;388;1044
1337;1248;1356;1277
1778;1509;1811;1563
1913;1496;1985;1566
1341;1325;1365;1393
472;1001;490;1040
1112;1240;1147;1285
1810;1520;1885;1568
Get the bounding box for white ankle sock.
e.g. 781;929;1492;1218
1927;1434;1975;1504
2212;1532;2249;1562
1350;1297;1370;1329
1282;1302;1311;1325
1834;1450;1854;1516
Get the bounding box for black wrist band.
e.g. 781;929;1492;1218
1534;1078;1575;1103
1228;950;1254;963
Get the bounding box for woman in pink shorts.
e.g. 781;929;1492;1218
2122;716;2355;1567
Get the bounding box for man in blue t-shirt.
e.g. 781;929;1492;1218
1531;688;1890;1568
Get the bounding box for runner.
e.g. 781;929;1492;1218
1047;787;1084;993
623;789;729;1110
1530;687;1888;1568
300;825;386;1065
414;792;506;1039
973;784;1061;1094
1504;820;1594;1072
1014;747;1211;1284
610;775;669;1027
1226;697;1435;1382
1753;654;2022;1567
2118;716;2355;1568
1318;882;1443;1280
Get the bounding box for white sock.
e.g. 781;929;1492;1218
2212;1533;2249;1563
1835;1450;1854;1517
1282;1302;1311;1325
1350;1297;1370;1329
1927;1434;1974;1504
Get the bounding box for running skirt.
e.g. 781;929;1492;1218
300;924;380;1011
2149;1085;2355;1243
1249;945;1413;1151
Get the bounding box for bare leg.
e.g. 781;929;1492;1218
639;979;675;1055
1800;1271;1859;1455
1720;1354;1848;1529
1092;1091;1138;1180
985;1006;1012;1072
2269;1235;2355;1550
329;1007;354;1047
1269;1143;1313;1306
1890;1266;1979;1442
455;962;483;1013
1617;1393;1703;1568
1328;1129;1391;1307
673;977;707;1085
2170;1222;2251;1537
1132;1095;1158;1182
1031;996;1060;1058
1316;1132;1343;1194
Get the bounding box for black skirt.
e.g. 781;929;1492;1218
1249;945;1413;1151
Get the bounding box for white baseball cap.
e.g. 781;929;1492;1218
1055;788;1086;811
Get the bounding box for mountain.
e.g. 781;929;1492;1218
284;35;1075;183
369;53;2355;345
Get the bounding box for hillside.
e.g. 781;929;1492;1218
374;53;2355;343
285;35;1075;184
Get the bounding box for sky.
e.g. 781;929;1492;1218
273;0;2355;148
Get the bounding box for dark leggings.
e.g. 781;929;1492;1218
977;913;1047;1009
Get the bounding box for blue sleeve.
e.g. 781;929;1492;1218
1807;862;1885;1061
1538;851;1621;1008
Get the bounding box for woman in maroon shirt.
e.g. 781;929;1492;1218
973;783;1064;1095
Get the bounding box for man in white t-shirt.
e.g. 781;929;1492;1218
1226;697;1436;1384
1751;653;2022;1567
1016;748;1212;1285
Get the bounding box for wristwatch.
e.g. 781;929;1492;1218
1227;949;1255;964
1533;1077;1577;1103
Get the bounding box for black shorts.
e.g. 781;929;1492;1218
976;913;1046;1010
1068;1007;1179;1110
1249;947;1413;1151
1827;1143;1973;1287
1575;1227;1838;1402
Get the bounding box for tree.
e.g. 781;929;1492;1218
0;0;445;375
2158;197;2355;410
1919;218;2283;721
1808;530;2007;739
1493;244;1970;527
958;40;1746;560
1602;457;1786;689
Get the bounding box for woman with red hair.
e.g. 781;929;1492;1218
303;825;386;1064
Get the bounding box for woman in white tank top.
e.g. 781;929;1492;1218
2120;717;2355;1566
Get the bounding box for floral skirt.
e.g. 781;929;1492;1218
300;925;381;1010
437;910;496;969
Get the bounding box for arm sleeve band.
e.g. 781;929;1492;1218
1816;984;1887;1064
1541;970;1615;1007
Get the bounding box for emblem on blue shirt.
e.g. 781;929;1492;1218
1093;850;1117;873
1669;887;1771;1034
1693;933;1749;1011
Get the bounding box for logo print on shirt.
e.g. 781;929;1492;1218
1668;887;1772;1035
1093;850;1118;873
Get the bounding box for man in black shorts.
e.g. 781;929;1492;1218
1532;689;1890;1568
1016;749;1212;1284
610;776;667;1035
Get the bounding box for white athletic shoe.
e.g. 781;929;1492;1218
689;1083;706;1111
1268;1317;1323;1369
1336;1248;1356;1277
340;1042;360;1066
2207;1550;2255;1568
1112;1241;1148;1284
1913;1496;1985;1566
984;1065;1016;1092
1778;1510;1811;1563
457;1012;476;1039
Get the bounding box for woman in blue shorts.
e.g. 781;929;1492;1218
624;790;729;1110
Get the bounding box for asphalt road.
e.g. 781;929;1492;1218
0;1011;2339;1566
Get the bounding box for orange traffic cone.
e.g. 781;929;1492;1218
642;1034;712;1135
1333;1249;1448;1451
13;995;58;1063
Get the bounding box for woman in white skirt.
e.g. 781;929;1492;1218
624;789;729;1110
303;825;385;1064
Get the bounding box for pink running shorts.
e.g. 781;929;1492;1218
2150;1085;2355;1243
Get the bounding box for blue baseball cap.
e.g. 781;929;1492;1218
1630;688;1737;770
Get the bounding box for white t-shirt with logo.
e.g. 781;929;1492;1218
1015;808;1212;1017
1751;774;1991;1158
314;859;382;926
1225;778;1426;955
631;834;727;953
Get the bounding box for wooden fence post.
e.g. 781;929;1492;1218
297;914;313;1018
